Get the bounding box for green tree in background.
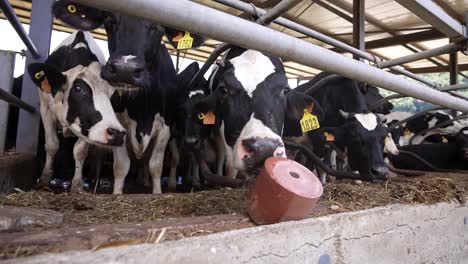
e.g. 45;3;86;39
379;71;468;113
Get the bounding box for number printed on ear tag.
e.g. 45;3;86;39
300;109;320;133
177;32;194;50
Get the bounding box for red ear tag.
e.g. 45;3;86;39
41;78;51;93
203;111;216;125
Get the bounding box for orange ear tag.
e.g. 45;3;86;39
324;132;335;142
306;103;314;113
203;111;216;125
172;32;184;42
41;78;51;93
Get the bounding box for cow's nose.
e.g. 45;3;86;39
106;128;126;146
241;137;284;168
370;166;389;180
184;136;199;146
101;59;145;85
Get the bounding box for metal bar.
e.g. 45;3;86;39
450;48;459;116
377;42;464;69
439;83;468;92
315;0;353;23
369;94;406;111
352;0;365;61
390;106;446;128
410;114;468;145
212;0;441;87
73;0;468;112
16;0;54;154
0;0;40;59
330;0;467;80
256;0;302;25
188;0;300;90
363;29;445;50
409;63;468;74
395;0;467;39
0;87;36;113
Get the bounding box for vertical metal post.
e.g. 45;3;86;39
450;47;459;117
16;0;54;154
353;0;365;61
0;50;15;154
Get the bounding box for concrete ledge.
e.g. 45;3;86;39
6;200;468;264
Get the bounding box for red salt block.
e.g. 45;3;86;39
247;157;323;225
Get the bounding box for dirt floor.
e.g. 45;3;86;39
0;172;466;259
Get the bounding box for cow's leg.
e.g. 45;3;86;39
149;125;170;194
37;105;59;187
168;139;179;192
214;131;225;176
112;145;130;194
71;139;89;193
191;153;201;189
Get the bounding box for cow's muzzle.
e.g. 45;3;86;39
238;137;286;170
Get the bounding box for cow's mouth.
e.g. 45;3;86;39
236;137;286;171
111;82;143;93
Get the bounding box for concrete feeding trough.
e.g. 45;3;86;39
247;157;323;225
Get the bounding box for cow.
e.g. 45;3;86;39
295;72;391;182
386;111;465;146
52;1;205;194
359;84;393;115
27;31;125;192
185;47;323;177
389;127;468;171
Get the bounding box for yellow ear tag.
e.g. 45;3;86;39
197;113;205;120
203;111;216;125
41;78;51;93
300;108;320;133
403;129;412;136
34;71;44;80
177;32;194;50
68;5;76;13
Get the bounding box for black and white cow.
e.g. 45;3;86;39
53;1;205;194
389;127;468;171
359;84;393;115
295;72;391;181
27;31;125;192
187;48;323;175
386;111;465;146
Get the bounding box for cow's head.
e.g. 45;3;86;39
52;1;204;92
406;112;452;133
359;84;393;115
174;62;211;150
28;62;126;146
322;111;389;181
455;127;468;160
193;49;323;171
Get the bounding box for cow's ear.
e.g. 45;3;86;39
286;89;324;122
52;1;106;30
165;28;206;49
27;63;67;95
177;62;200;89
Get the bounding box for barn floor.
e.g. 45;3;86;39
0;172;466;259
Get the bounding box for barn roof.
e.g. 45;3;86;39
2;0;467;79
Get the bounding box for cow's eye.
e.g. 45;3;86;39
73;85;89;96
282;88;290;94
